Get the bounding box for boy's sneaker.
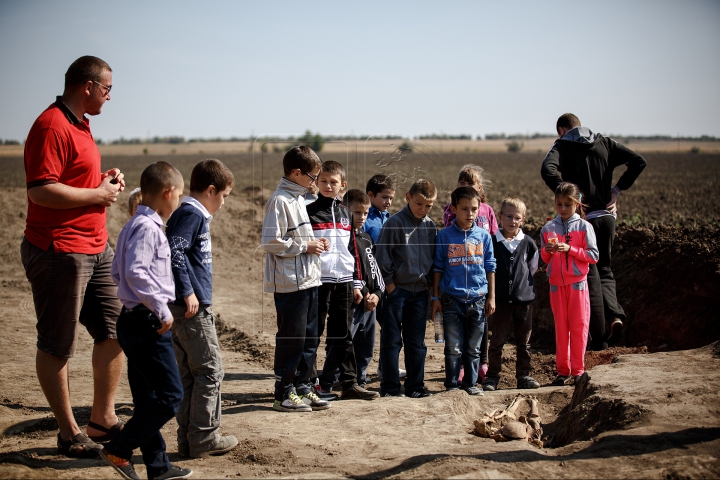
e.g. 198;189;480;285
151;465;193;480
300;391;331;410
482;376;499;391
342;383;380;400
517;376;540;389
464;386;484;396
313;385;339;401
408;387;433;398
272;392;312;412
382;392;405;397
190;435;238;458
99;448;140;480
551;375;572;386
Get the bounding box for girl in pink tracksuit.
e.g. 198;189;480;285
541;183;599;385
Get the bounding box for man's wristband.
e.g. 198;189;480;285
430;295;440;301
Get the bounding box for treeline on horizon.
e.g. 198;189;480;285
2;131;719;146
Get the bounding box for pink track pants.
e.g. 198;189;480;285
549;281;590;377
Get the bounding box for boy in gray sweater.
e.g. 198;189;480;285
375;179;437;398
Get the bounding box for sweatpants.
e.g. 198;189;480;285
316;282;358;389
549;280;590;377
323;302;376;386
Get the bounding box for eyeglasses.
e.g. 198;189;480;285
305;172;319;184
93;80;112;96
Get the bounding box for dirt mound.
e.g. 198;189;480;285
524;222;720;353
215;313;274;367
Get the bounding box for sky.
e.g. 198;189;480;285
1;0;719;142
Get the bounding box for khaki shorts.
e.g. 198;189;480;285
21;237;122;358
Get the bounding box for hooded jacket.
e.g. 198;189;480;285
350;229;385;302
261;178;322;293
540;213;599;286
433;220;496;303
306;194;357;284
376;204;437;293
541;127;647;216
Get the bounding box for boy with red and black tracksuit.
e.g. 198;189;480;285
307;161;379;400
541;113;647;348
324;189;385;388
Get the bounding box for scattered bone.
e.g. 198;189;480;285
473;395;544;447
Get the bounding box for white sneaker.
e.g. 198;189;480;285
273;392;312;412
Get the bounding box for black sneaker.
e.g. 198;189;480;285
408;387;432;398
313;384;339;401
342;383;380;400
517;376;540;389
382;392;405;397
551;375;572;386
99;448;140;480
482;376;499;391
151;465;193;480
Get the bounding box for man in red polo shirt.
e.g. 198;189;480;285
21;56;127;458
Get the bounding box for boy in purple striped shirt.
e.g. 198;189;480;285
102;162;192;480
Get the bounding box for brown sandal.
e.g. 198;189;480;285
57;433;101;458
87;419;126;443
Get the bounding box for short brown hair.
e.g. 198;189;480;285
64;56;112;90
320;160;346;182
557;113;581;132
190;158;235;193
451;186;481;207
366;174;395;195
283;146;321;176
408;179;437;200
344;189;370;208
500;197;527;217
141;161;183;197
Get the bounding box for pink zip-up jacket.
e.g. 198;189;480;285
540;213;599;286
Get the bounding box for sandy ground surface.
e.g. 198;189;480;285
0;184;719;479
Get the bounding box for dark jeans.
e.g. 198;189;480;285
442;294;486;389
317;282;357;389
106;308;182;478
324;303;376;386
487;302;532;379
380;288;428;396
273;287;318;401
588;216;626;322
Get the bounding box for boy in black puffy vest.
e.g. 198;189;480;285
483;198;540;391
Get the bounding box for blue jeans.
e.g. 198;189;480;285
380;287;428;396
273;287;318;401
106;307;183;478
442;293;486;390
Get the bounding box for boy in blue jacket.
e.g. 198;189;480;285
431;186;496;395
166;159;238;458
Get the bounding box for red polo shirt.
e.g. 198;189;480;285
24;98;108;254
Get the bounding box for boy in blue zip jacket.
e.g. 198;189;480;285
431;186;496;395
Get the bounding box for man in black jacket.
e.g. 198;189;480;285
541;113;647;348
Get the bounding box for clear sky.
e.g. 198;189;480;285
1;0;719;142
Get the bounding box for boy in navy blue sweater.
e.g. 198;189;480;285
483;198;540;391
166;159;238;458
431;187;496;395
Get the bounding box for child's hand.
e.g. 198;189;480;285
555;242;571;253
365;293;379;311
306;240;326;255
184;293;199;318
319;237;330;250
386;283;396;294
431;299;442;318
485;296;495;316
157;317;173;335
353;288;363;304
544;243;557;254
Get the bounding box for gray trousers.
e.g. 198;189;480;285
170;305;223;453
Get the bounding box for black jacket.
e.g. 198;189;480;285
541;132;647;214
492;234;537;304
350;230;385;303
